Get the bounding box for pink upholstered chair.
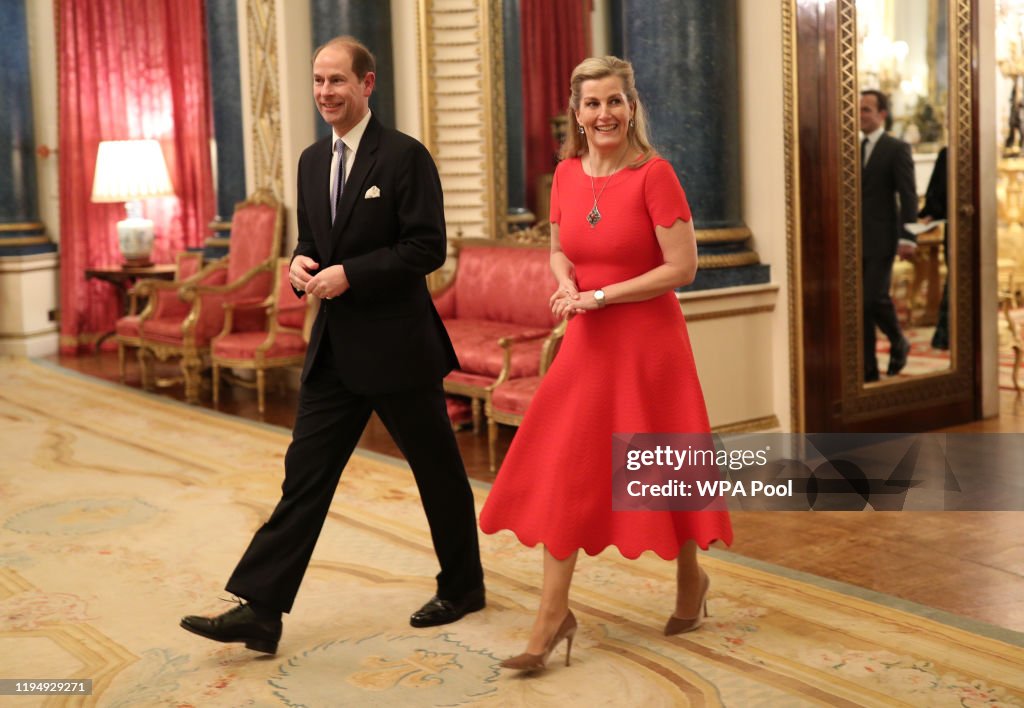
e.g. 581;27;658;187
137;190;283;402
485;320;565;473
431;234;560;431
114;251;203;383
210;258;314;414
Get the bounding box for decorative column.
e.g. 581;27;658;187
503;0;531;229
0;0;51;256
621;0;768;290
203;0;247;259
310;0;395;139
0;0;58;355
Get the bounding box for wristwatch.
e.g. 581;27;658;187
594;288;607;308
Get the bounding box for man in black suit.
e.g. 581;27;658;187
180;36;484;654
860;89;918;382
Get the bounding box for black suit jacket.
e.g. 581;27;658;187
861;132;918;264
293;115;458;394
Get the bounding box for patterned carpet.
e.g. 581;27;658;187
1;357;1022;707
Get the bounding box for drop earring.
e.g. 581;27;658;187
578;125;584;134
629;119;635;128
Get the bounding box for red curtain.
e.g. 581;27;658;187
520;0;592;213
58;0;215;353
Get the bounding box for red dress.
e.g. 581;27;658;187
479;156;733;560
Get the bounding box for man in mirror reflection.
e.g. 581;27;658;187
860;89;918;382
919;147;949;349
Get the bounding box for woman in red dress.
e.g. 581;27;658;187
479;55;733;671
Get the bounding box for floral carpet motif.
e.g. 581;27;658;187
0;357;1022;707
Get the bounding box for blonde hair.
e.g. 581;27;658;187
560;55;657;167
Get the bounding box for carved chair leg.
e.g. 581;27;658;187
1013;345;1022;392
212;363;221;407
487;406;498;474
137;347;151;390
257;369;266;415
182;356;201;404
117;342;126;383
471;397;482;434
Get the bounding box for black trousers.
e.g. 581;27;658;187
863;258;904;379
225;340;484;613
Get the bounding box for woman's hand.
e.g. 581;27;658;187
549;277;580;317
551;289;602;319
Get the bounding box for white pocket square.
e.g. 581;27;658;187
364;186;381;199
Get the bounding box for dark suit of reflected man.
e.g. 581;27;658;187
860;90;918;382
919;147;949;349
180;36;485;655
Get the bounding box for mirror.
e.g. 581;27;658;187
856;0;952;386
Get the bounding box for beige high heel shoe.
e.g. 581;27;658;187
500;610;578;671
664;569;710;635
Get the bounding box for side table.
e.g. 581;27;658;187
85;263;177;350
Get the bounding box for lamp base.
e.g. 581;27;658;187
116;215;155;267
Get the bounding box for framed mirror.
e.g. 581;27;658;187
792;0;977;431
856;0;951;385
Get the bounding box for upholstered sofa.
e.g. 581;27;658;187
431;236;561;431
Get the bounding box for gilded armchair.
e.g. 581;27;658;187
137;190;283;402
114;251;203;383
211;258;315;414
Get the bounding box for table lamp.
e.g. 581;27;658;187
91;139;174;266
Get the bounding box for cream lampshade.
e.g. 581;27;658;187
91;139;174;266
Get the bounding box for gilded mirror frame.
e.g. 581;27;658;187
839;0;974;419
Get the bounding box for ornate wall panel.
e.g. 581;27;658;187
418;0;506;239
247;0;283;199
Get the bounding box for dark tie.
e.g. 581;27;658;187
861;137;869;167
331;139;347;224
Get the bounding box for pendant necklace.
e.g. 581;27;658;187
586;151;626;228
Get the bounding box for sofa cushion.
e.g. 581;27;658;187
444;369;497;390
212;331;306;360
492;376;543;416
141;317;196;345
449;247;559;329
444;318;548;378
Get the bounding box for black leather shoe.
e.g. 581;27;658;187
409;587;485;628
180;602;282;654
887;336;910;376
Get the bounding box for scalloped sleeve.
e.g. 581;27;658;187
644;158;692;226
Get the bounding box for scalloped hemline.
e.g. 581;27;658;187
482;525;732;562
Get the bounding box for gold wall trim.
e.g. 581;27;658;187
838;0;862;407
0;237;50;246
697;251;761;269
419;0;505;239
0;222;45;233
712;414;781;434
685;304;775;322
247;0;283;199
783;0;803;432
696;226;753;243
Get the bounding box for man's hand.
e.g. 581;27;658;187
290;256;319;293
897;242;917;261
306;264;350;299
